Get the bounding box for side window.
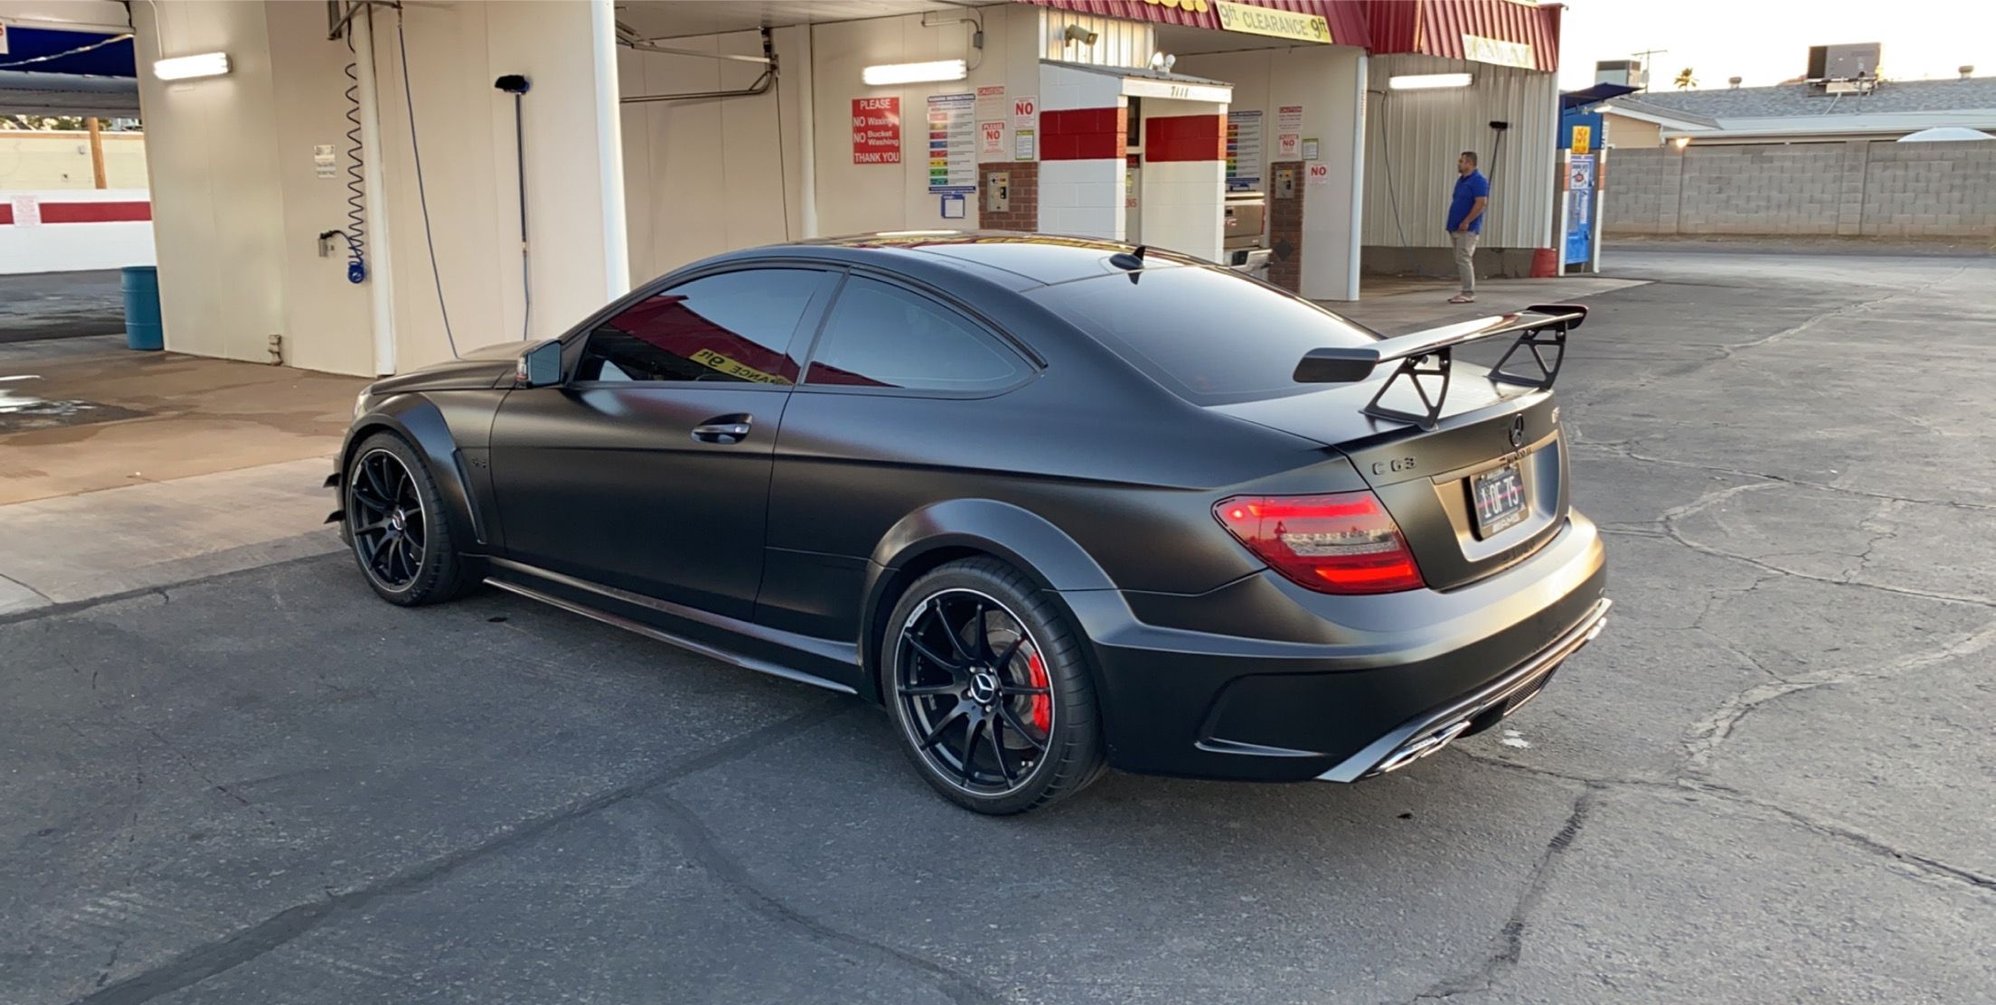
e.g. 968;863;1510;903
574;269;826;384
804;277;1029;392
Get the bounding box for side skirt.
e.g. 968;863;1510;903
485;558;862;697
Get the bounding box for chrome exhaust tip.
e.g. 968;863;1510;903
1372;717;1473;775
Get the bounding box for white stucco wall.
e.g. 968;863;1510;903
132;0;625;375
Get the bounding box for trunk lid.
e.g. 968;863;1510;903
1211;371;1569;591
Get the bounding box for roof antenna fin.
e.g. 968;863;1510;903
1110;245;1147;271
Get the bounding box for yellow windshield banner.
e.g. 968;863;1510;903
690;348;790;384
1213;1;1331;44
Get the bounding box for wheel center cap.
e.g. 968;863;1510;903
968;669;999;705
388;509;407;532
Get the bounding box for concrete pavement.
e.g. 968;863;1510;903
4;249;1995;1003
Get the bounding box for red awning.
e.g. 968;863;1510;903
1025;0;1371;49
1365;0;1560;72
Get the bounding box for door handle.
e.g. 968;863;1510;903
691;414;753;444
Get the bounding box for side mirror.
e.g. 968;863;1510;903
515;339;563;388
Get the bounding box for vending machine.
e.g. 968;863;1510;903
1558;110;1605;274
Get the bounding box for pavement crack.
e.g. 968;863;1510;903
1571;441;1996;515
1407;786;1599;1003
1708;265;1968;361
1680;780;1996;896
73;697;857;1005
1648;481;1996;610
1680;618;1996;778
650;791;1003;1005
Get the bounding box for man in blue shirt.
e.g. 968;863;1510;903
1446;151;1490;303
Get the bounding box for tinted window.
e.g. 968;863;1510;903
804;277;1027;392
575;269;825;384
1028;267;1380;405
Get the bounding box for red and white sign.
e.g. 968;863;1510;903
976;85;1008;121
7;196;40;227
979;121;1006;158
852;97;901;165
1012;96;1037;128
1305;161;1331;186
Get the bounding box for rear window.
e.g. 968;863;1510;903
1029;266;1380;405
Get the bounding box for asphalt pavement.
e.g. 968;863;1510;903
4;247;1994;1004
0;271;128;343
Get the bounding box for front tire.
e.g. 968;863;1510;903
344;431;471;606
882;558;1106;814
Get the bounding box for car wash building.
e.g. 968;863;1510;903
0;0;1563;377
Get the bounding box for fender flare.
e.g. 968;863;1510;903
856;499;1114;697
339;395;485;552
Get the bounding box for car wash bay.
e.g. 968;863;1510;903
18;0;1565;380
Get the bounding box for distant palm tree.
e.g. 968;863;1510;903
1673;67;1697;90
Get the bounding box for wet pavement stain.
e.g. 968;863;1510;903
0;376;146;434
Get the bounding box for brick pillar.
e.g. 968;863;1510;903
1268;160;1303;293
977;162;1038;231
1836;140;1869;237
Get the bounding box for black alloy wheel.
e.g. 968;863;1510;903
350;447;427;590
885;559;1105;814
344;431;470;606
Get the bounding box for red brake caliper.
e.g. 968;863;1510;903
1026;650;1051;733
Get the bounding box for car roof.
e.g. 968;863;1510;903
745;232;1207;289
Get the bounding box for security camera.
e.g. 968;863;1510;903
1063;24;1098;46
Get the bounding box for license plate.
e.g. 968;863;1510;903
1470;463;1528;537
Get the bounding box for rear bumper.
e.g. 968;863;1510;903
1063;511;1608;782
1315;596;1608;780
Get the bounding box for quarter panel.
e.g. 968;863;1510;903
766;379;1324;600
343;391;504;552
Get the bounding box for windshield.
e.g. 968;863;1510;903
1028;266;1381;406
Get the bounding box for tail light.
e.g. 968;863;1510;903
1213;491;1426;594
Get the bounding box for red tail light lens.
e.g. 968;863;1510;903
1213;492;1426;594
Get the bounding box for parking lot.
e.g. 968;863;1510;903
5;246;1994;1004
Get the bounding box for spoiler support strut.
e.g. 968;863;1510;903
1293;304;1587;429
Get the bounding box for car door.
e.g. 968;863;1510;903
759;272;1039;642
488;265;838;621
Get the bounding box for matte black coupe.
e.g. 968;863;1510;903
332;234;1609;814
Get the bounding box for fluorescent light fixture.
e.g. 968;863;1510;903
862;59;966;86
154;52;231;81
1388;72;1472;91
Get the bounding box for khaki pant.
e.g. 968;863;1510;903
1452;230;1479;294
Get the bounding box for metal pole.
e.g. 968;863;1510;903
590;0;631;300
795;26;818;239
1556;148;1571;277
1589;147;1606;274
513;90;529;337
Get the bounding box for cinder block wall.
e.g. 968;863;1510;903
1605;141;1996;239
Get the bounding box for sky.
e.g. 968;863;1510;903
1555;0;1996;91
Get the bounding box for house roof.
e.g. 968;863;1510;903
1603;97;1720;129
1613;76;1996;119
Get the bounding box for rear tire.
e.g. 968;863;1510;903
882;557;1107;815
344;431;472;607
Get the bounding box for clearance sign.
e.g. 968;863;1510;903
1213;1;1331;44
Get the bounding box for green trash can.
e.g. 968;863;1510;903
121;265;163;351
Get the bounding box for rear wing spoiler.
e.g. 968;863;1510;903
1292;304;1587;428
